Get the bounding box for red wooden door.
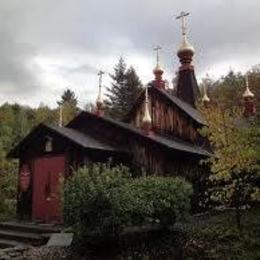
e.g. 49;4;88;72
32;156;65;223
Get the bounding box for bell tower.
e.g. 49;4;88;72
175;11;200;107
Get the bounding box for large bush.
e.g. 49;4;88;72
0;143;18;221
63;163;193;240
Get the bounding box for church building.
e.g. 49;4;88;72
7;13;255;223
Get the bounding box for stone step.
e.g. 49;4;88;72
0;230;45;246
0;239;29;249
0;222;61;234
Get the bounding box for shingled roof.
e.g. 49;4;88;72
47;125;118;151
68;111;211;157
8;123;119;158
126;86;206;126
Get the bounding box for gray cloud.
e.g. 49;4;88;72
0;0;259;106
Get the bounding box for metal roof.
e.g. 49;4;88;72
47;125;118;151
68;112;211;157
8;123;118;158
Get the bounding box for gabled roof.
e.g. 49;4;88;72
47;125;118;151
68;111;211;157
8;123;119;158
126;86;206;126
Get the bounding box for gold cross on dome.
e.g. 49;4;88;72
153;45;162;66
176;11;190;36
97;70;105;88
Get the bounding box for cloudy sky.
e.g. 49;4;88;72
0;0;259;108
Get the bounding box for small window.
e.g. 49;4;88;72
45;137;53;152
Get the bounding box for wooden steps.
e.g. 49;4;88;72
0;238;29;249
0;221;62;249
0;221;61;234
0;230;44;246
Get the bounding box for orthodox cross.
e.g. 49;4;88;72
153;45;162;66
97;70;105;104
57;101;63;127
245;74;249;88
176;11;190;36
98;70;105;88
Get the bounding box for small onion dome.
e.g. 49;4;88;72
243;86;254;98
142;86;152;125
96;92;103;109
177;36;195;57
95;85;104;116
202;92;210;103
153;64;164;75
143;107;152;124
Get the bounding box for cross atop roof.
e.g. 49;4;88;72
153;45;162;66
97;70;105;88
176;11;190;36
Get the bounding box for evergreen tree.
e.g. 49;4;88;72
58;89;79;125
105;58;142;120
61;89;78;107
125;66;142;112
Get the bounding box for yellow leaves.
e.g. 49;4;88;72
251;188;260;201
200;105;258;180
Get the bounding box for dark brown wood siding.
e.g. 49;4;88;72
130;93;199;144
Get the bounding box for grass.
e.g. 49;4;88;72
179;207;260;259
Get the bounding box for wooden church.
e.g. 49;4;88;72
7;13;256;223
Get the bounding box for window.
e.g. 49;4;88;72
45;137;53;152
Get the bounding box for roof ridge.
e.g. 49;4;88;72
72;111;211;157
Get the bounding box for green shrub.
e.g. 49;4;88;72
124;177;193;226
63;163;132;236
0;162;18;221
63;163;193;240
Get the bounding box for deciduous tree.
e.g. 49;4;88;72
200;105;260;230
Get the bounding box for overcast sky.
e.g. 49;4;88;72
0;0;259;108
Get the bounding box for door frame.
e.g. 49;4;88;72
31;155;65;223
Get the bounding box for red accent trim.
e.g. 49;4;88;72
179;64;194;71
32;156;65;223
19;164;31;192
243;99;256;117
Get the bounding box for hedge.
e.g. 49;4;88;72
63;163;193;240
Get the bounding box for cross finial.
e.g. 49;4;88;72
98;70;105;88
96;70;105;110
176;11;190;36
153;45;162;66
57;101;63;127
245;74;249;88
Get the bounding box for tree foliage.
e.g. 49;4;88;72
60;89;78;107
200;105;260;229
105;57;142;120
63;163;193;239
0;88;79;219
200;68;260;113
58;89;79;125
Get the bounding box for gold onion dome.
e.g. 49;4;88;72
243;76;254;98
243;87;254;98
202;76;210;102
153;63;164;74
142;86;152;124
153;46;164;74
202;93;210;103
96;83;103;107
176;11;195;57
177;35;195;56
